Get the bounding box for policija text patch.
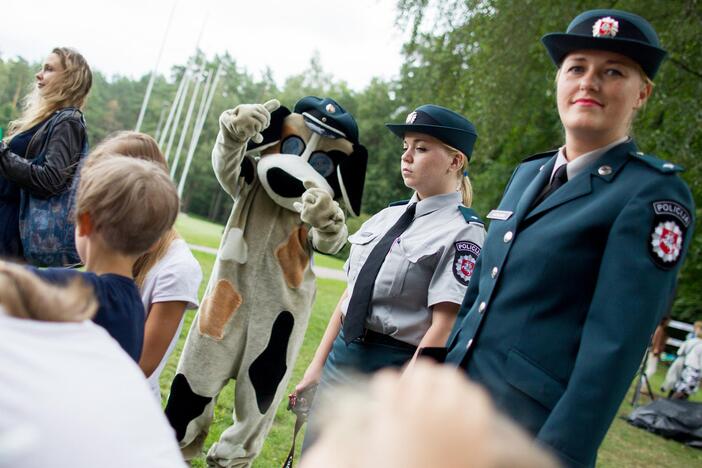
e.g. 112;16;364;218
649;200;690;270
454;241;481;285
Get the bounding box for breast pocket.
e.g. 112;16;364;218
393;240;438;297
347;230;380;282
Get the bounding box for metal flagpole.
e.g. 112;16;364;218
170;70;206;179
134;0;178;132
158;67;189;149
163;67;193;163
177;62;223;199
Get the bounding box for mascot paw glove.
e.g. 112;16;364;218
219;99;280;144
294;183;344;233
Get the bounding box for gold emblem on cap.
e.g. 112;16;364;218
598;165;612;176
406;112;418;124
592;17;619;38
325;103;336;113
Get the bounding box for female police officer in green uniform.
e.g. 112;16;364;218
295;104;486;448
443;9;695;468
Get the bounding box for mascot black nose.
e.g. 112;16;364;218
266;167;307;198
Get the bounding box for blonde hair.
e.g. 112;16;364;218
0;261;96;322
695;321;702;338
442;142;473;207
76;155;180;256
303;363;557;468
86;131;178;287
7;47;92;139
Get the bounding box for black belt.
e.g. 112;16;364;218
354;329;417;351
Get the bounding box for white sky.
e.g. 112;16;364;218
1;0;408;90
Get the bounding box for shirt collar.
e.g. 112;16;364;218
552;136;629;182
409;191;462;218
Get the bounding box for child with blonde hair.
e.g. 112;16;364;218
0;262;186;468
87;131;202;397
30;154;180;361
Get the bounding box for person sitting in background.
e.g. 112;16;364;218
644;315;670;382
0;261;186;468
300;361;558;468
86;131;202;398
28;155;180;361
662;321;702;399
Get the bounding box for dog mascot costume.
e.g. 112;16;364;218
165;96;367;467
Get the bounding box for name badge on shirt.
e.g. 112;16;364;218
487;209;513;221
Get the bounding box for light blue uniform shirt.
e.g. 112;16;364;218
342;191;485;346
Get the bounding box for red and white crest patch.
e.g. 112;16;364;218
453;241;481;286
592;17;619;38
651;221;683;263
648;200;690;270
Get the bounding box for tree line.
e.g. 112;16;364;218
0;0;699;321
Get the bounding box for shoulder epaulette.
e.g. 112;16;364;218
630;151;684;174
458;206;484;225
388;199;411;207
522;149;559;163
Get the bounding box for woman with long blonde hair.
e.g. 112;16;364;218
88;131;203;398
0;47;92;263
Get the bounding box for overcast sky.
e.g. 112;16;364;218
1;0;408;90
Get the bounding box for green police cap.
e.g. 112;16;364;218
541;9;667;79
385;104;478;160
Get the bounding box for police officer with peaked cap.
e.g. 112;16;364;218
442;9;695;468
295;104;486;450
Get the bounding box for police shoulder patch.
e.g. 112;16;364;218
453;241;481;285
648;200;690;270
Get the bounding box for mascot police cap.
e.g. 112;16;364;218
386;104;478;160
294;96;360;144
541;9;667;79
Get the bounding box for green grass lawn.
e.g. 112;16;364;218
165;214;702;467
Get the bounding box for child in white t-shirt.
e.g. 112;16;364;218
663;321;702;399
87;131;203;398
0;261;186;468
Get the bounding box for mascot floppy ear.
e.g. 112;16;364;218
337;143;367;217
246;106;291;153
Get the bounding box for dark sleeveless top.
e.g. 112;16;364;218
0;120;45;257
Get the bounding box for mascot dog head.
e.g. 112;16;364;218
244;96;367;217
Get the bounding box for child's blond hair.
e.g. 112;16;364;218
76;155;179;256
0;261;96;322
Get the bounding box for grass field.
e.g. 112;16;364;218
168;215;702;467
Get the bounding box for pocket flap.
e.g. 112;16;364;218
348;230;379;245
505;348;566;410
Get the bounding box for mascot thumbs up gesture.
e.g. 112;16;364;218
165;97;367;467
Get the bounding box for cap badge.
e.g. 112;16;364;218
406;112;418;124
592;17;619;38
325;103;336;113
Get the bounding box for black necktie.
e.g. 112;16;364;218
342;203;417;344
532;164;568;208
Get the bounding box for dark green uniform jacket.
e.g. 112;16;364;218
445;140;695;467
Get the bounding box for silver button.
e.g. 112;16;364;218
663;163;675;169
466;338;473;350
597;165;612;176
491;267;498;278
503;231;513;242
539;165;545;172
478;301;487;313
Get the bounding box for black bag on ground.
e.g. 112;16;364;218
627;398;702;448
